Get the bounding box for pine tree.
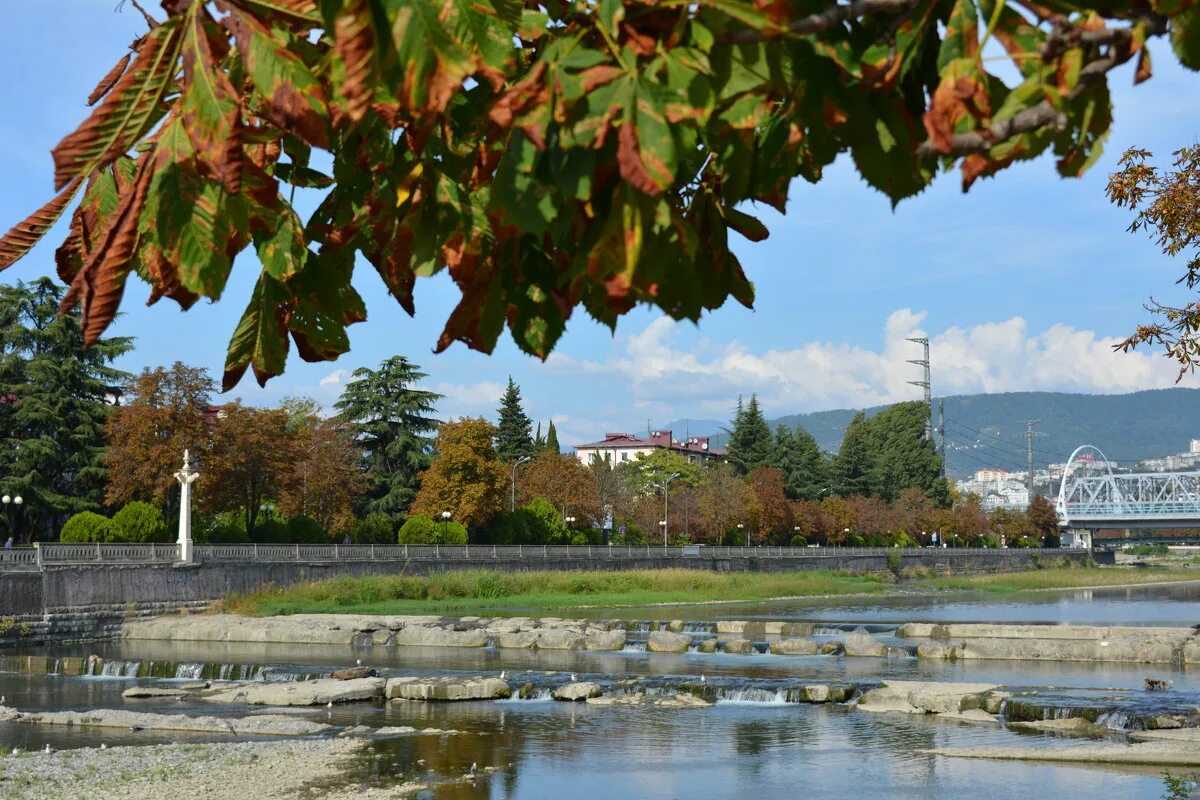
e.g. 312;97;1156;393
866;402;943;501
728;394;773;475
0;279;132;541
495;376;534;462
790;426;830;501
832;412;874;497
724;396;746;466
545;421;560;453
334;356;442;526
773;424;829;500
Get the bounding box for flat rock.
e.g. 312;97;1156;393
722;638;756;654
695;638;718;653
386;676;511;701
769;638;820;656
332;666;377;680
857;680;999;715
844;630;886;657
393;626;489;648
121;686;191;699
923;741;1200;766
202;677;385;706
1;707;331;736
553;682;603;701
647;631;692;653
497;631;539;649
936;709;999;724
375;725;462;736
1130;728;1200;743
535;629;584;650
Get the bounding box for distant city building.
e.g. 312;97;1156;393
1191;439;1200;455
955;469;1030;511
573;430;724;467
973;468;1014;482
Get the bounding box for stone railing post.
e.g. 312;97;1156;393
33;542;41;569
294;544;300;560
334;544;339;559
370;544;376;559
253;543;258;560
96;542;102;561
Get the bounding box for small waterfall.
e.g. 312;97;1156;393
716;687;790;705
174;663;205;680
813;626;846;636
622;642;647;652
100;659;143;678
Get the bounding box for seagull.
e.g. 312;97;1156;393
99;744;107;750
326;701;333;708
356;659;362;666
468;762;477;775
499;671;507;680
700;675;706;684
1;695;6;705
11;748;20;756
570;673;577;683
43;744;52;754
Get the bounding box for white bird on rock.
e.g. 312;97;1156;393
468;762;477;775
356;659;362;666
499;671;507;680
100;744;107;750
700;675;706;684
327;701;333;708
43;744;52;754
570;673;577;683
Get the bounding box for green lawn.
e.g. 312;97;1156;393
219;565;1200;616
220;569;892;616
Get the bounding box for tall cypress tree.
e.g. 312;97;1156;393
832;412;874;497
495;377;534;462
545;421;560;453
0;278;132;541
335;356;442;525
729;394;773;474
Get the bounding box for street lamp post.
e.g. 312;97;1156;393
510;456;531;512
645;470;681;546
2;495;24;543
737;522;746;547
793;525;801;546
440;510;451;542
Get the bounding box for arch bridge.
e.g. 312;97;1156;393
1057;445;1200;531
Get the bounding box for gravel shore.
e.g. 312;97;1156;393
0;738;429;800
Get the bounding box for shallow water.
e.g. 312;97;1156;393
5;583;1200;798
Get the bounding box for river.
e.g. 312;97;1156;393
3;583;1199;798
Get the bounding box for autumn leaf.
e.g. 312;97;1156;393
223;271;291;390
181;9;243;194
0;177;83;271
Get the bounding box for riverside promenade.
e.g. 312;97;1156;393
0;543;1096;646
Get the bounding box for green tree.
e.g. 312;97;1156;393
727;395;773;475
866;402;944;501
398;514;467;545
59;511;115;543
495;377;534;463
545;421;560;454
832;413;874;497
773;425;828;501
0;278;132;541
335;356;442;526
353;512;394;545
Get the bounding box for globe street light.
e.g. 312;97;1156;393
440;510;451;542
2;495;23;542
737;522;746;547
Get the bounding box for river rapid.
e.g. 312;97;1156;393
4;583;1200;798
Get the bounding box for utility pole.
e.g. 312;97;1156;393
937;399;946;476
1022;420;1046;501
906;336;932;441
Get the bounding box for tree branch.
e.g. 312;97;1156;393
724;0;922;42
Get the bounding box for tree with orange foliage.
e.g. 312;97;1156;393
104;362;214;510
517;452;600;525
411;418;507;531
746;467;792;544
202;403;295;539
278;416;366;538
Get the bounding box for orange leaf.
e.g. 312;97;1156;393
0;177;84;271
87;53;131;107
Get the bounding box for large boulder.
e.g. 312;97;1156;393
844;629;886;657
695;638;718;653
497;631;539;649
769;638;820;656
647;631;692;653
393;626;489;648
723;639;756;654
386;676;511;701
856;680;1000;715
584;629;626;650
535;629;585;650
553;682;603;701
202;677;385;706
332;666;377;680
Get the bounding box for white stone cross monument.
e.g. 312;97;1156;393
174;449;199;564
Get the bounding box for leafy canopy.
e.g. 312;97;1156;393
1;0;1193;386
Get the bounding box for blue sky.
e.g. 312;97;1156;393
2;2;1199;448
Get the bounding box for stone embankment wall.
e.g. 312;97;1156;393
0;549;1096;646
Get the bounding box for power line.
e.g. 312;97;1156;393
943;433;1032;472
944;419;1060;460
943;429;1051;469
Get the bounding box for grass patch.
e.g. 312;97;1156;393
918;567;1199;593
220;569;892;615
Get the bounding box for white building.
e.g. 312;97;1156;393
573;430;724;467
956;468;1031;511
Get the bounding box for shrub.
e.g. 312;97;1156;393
287;515;327;544
59;511;116;543
398;515;437;544
196;511;250;544
1014;536;1040;549
522;499;568;544
789;534;807;547
439;521;468;545
112;501;169;543
885;548;903;579
253;515;289;543
354;513;394;544
481;511;534;544
1128;543;1169;556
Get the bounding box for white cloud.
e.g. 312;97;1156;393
551;311;1180;416
430;380;506;418
319;369;349;387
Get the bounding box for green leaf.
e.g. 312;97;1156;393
938;0;979;70
223;271;291;390
254;204;308;281
286;250;366;363
181;11;242;193
1171;5;1200;70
